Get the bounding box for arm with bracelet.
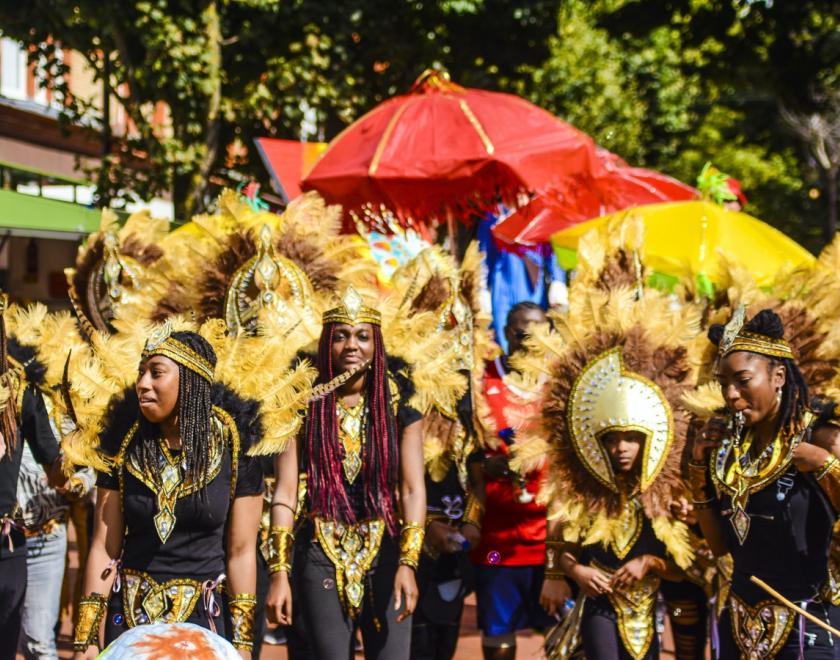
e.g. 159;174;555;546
687;418;730;557
72;488;124;659
539;516;573;616
395;419;426;622
265;438;299;627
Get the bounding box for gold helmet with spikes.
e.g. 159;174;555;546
116;190;378;336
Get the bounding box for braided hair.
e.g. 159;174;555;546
134;331;217;491
709;309;810;436
303;323;400;534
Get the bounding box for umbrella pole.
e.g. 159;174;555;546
447;209;459;262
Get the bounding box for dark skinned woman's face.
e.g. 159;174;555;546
601;430;645;473
136;355;180;424
715;351;785;427
331;323;375;373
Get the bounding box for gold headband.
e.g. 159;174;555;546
322;287;381;326
141;321;215;383
719;305;794;361
722;331;794;361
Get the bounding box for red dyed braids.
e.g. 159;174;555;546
303;323;400;534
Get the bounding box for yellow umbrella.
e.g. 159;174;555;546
551;200;814;288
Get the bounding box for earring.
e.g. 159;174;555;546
776;388;782;404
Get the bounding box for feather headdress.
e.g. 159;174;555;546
508;219;699;568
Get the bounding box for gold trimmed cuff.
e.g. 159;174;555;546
461;494;484;531
228;593;257;651
73;592;107;652
267;525;295;576
545;539;565;579
399;522;425;570
816;455;840;512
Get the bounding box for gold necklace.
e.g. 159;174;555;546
337;395;365;484
154;440;183;543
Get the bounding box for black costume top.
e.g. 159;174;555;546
97;403;263;581
721;466;835;604
0;386;59;558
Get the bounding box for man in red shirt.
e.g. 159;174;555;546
469;302;554;660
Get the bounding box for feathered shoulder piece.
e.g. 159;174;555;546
508;283;699;568
61;316;316;472
67;208;169;337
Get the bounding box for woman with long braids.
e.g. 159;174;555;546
689;307;840;658
266;288;427;659
67;319;311;658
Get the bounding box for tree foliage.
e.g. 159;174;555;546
517;0;839;251
0;0;555;219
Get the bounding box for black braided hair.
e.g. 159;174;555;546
134;331;217;492
709;309;810;436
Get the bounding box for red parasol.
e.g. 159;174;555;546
301;70;604;228
491;149;697;247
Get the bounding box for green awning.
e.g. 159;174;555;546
0;188;101;238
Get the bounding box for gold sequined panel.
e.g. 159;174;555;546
121;569;204;627
609;498;643;560
728;592;795;658
124;412;226;496
315;518;385;619
595;560;660;660
822;522;840;605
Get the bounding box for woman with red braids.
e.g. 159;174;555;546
266;288;426;659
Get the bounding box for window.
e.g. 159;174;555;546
1;37;28;100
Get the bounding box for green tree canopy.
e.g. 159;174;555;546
0;0;556;220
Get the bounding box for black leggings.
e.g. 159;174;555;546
580;597;659;660
660;579;708;659
289;536;412;660
0;534;27;660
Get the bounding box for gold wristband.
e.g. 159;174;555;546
817;456;840;481
267;525;295;575
545;539;565;579
73;592;106;652
815;455;840;513
228;592;257;651
399;522;425;570
462;494;484;530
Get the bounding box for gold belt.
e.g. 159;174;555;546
593;560;660;660
24;514;66;538
121;568;222;628
314;517;385;619
728;591;795;659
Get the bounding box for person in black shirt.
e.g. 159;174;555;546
71;326;265;658
690;308;840;658
0;298;64;659
266;289;426;660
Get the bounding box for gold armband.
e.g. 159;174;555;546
461;494;484;530
73;592;107;652
399;522;425;570
816;455;840;512
267;525;295;576
228;593;257;651
545;539;565;580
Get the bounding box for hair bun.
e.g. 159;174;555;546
744;309;785;340
708;324;724;346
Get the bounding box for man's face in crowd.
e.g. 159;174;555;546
504;307;547;356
